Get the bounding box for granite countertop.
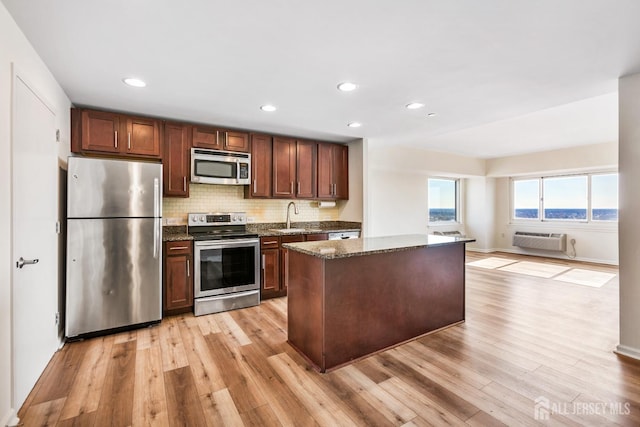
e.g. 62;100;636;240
252;221;361;237
162;226;193;242
162;221;361;241
282;234;476;260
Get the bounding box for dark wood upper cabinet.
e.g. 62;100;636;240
334;144;349;199
72;108;162;158
163;122;191;197
272;137;317;199
126;116;161;156
225;131;250;152
78;109;121;153
296;140;317;199
245;133;272;198
192;125;249;152
191;125;221;150
272;137;297;198
317;142;349;200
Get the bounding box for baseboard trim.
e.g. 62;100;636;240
615;345;640;362
2;409;19;427
466;247;498;254
492;248;619;266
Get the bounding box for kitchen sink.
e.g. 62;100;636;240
269;228;323;234
269;228;306;233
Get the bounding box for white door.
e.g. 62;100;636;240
11;74;59;410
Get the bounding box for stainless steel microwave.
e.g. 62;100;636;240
191;148;251;185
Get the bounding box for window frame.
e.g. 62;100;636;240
510;171;618;224
428;177;462;225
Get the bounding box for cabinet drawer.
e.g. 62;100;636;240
260;236;281;249
165;240;192;255
281;235;305;244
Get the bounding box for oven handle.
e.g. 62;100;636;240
194;238;259;249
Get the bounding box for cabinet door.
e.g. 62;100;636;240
334;144;349;199
272;137;296;198
163;122;190;197
247;134;272;197
317;142;334;199
165;253;193;311
261;248;280;299
80;110;120;153
125;116;161;157
192;125;222;150
224;131;250;152
296;140;316;198
280;235;304;294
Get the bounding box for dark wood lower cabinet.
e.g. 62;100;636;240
288;242;467;372
260;233;327;300
163;240;193;315
305;233;328;241
280;235;304;296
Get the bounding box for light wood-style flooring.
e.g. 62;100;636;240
18;252;640;426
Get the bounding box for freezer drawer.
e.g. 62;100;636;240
66;217;162;337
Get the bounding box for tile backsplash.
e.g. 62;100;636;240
163;183;343;224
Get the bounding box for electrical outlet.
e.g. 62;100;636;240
55;312;60;325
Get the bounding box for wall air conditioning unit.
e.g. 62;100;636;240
513;231;566;252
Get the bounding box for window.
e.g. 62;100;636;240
591;173;618;221
511;173;618;223
513;179;539;219
543;176;587;220
429;178;458;222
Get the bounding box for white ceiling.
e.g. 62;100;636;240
4;0;640;158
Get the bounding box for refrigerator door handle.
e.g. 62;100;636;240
153;178;160;218
153;217;160;259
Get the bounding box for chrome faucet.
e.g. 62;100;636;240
286;201;299;229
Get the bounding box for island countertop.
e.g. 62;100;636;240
282;233;475;259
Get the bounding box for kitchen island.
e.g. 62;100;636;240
283;234;475;372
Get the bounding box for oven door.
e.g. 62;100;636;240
194;238;260;298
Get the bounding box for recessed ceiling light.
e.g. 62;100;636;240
427;112;437;117
347;122;362;128
337;82;358;92
122;77;146;88
406;102;425;110
260;104;277;112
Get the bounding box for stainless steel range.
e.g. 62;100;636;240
188;212;260;316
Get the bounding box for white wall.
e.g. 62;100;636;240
465;177;497;252
487;143;619;264
366;141;485;237
486;142;617;177
617;72;640;360
1;4;71;425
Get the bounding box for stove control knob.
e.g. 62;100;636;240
200;215;206;222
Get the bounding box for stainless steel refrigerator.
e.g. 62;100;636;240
66;156;162;338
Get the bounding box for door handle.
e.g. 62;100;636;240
16;257;39;269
